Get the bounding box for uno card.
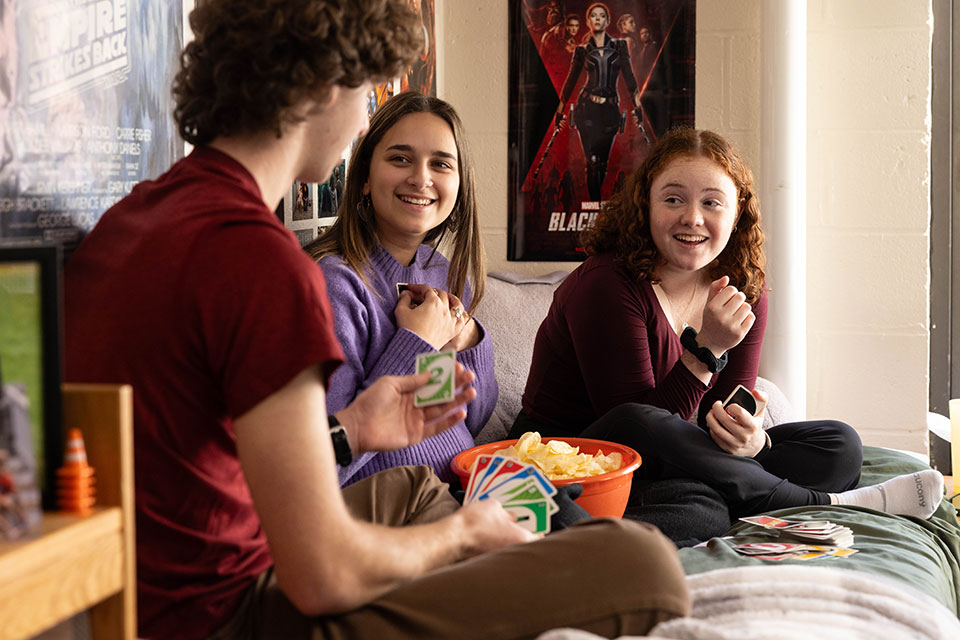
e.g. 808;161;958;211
723;384;758;415
397;283;423;308
507;491;559;516
488;477;558;515
478;465;557;502
462;455;560;534
503;499;551;534
821;547;858;558
739;515;795;529
784;521;838;533
467;454;508;502
414;349;457;407
733;542;814;558
490;478;548;504
464;455;496;502
734;542;807;555
754;552;809;561
474;458;527;499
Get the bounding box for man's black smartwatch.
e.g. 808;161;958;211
680;326;728;374
328;415;353;466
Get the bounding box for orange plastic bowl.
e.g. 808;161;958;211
451;438;641;519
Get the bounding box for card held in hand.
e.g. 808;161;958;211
463;453;558;534
723;384;758;415
414;349;457;407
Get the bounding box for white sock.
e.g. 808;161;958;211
829;469;944;520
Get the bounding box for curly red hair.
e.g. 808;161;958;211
580;128;766;304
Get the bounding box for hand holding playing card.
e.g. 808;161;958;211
395;284;465;350
462;454;559;535
335;363;476;455
456;498;539;557
706;387;768;457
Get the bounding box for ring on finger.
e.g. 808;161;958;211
453;307;463;320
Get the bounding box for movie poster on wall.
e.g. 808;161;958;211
508;0;695;261
401;0;436;97
0;0;184;250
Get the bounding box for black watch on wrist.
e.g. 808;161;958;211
680;325;728;374
328;415;353;466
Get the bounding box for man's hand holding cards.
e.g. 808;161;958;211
463;454;558;534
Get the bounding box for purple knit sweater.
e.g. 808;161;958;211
319;244;498;486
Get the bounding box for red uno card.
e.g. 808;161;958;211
739;515;794;529
465;455;495;502
475;458;526;499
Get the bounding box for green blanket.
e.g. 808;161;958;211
678;446;960;614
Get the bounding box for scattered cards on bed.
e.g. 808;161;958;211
414;349;457;407
464;454;558;534
739;515;855;548
733;541;859;561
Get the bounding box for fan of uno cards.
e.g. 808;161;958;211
463;454;558;534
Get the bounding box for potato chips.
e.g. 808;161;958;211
495;432;622;481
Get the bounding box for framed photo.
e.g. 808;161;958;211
507;0;696;261
319;160;345;218
0;245;63;510
292;181;315;221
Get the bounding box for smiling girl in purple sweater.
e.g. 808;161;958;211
306;92;496;486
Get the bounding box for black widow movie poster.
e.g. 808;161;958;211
508;0;695;261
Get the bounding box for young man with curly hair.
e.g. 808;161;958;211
64;1;690;638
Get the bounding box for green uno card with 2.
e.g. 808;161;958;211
414;349;457;407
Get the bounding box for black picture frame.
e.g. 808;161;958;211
0;244;63;510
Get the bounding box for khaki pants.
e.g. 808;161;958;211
208;466;690;639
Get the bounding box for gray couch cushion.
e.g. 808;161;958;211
473;271;568;443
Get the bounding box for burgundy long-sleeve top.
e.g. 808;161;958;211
521;253;768;437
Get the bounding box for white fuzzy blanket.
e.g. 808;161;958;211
538;565;960;640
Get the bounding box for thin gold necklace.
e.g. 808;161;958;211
659;278;701;334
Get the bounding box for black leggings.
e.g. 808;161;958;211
511;403;863;519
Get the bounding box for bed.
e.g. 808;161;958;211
474;272;960;639
534;447;960;639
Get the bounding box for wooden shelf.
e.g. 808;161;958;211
0;509;124;639
0;385;136;640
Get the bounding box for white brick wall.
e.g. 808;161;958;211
805;0;930;451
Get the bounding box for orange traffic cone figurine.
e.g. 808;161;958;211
56;428;96;515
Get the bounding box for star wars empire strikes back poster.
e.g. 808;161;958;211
508;0;695;261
